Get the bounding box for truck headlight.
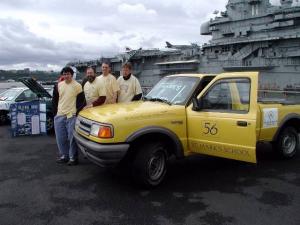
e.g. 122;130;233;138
90;123;113;138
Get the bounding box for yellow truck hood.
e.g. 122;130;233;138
79;101;183;123
78;101;187;143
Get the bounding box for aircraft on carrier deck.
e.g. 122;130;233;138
68;0;300;93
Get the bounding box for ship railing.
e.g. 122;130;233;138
223;59;274;68
286;58;300;66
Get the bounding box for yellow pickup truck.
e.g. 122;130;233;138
74;72;300;187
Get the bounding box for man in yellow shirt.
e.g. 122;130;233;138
54;67;83;166
83;67;106;107
117;62;142;103
98;62;119;104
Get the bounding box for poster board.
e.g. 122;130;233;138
10;100;47;137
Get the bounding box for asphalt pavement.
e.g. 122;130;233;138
0;125;299;225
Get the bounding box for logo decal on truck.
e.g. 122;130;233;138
263;108;278;128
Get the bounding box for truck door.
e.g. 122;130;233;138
187;74;258;163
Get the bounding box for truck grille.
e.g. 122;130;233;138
76;116;92;136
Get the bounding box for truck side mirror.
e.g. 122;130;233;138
192;97;201;111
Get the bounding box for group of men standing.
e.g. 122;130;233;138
52;62;142;166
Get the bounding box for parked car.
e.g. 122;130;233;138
0;78;54;133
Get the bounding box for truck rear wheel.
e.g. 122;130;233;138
132;142;167;188
275;126;299;159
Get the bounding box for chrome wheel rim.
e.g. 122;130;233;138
148;151;165;181
282;134;296;154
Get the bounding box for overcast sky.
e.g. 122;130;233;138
0;0;283;71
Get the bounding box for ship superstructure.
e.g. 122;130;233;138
199;0;300;90
68;0;300;92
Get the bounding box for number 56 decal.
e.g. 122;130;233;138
202;121;219;136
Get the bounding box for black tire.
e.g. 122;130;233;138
274;126;299;159
132;142;168;188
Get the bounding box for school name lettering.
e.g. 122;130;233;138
191;142;250;156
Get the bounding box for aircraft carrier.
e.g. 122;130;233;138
68;0;300;93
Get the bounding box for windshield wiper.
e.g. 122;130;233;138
145;97;172;105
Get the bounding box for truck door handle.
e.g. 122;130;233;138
237;121;248;127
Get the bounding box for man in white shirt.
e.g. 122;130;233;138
97;62;119;104
117;62;142;103
83;67;106;107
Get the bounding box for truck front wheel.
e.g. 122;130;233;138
275;126;299;159
132;142;168;188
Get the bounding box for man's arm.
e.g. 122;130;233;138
52;84;59;116
132;93;142;101
92;96;106;106
112;76;119;103
112;92;118;103
76;92;86;115
132;77;143;101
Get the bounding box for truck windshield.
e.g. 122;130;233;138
145;76;199;105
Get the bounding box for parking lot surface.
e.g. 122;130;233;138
0;125;299;225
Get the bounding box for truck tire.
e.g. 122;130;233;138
274;126;299;159
132;142;168;188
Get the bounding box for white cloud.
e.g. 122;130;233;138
118;3;157;16
86;0;122;7
0;0;293;70
0;18;118;69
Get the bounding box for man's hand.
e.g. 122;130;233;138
83;104;93;109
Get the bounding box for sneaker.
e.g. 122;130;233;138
67;159;78;166
56;157;68;164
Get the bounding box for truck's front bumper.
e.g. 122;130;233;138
73;131;130;167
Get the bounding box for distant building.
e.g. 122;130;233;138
24;68;30;73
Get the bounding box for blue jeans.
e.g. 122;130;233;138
54;115;78;160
